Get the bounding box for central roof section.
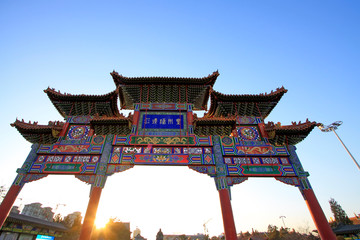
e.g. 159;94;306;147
111;71;219;110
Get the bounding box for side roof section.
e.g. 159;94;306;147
44;87;120;118
11;120;64;144
206;87;287;118
265;120;319;145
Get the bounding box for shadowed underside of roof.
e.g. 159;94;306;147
265;120;319;145
193;116;236;136
11;120;64;144
111;71;219;110
332;224;360;235
90;115;132;135
6;212;68;231
111;70;219;85
206;87;288;118
44;87;120;118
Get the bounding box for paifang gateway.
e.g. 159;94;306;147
0;70;337;240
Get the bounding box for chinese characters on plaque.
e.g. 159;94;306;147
142;114;184;129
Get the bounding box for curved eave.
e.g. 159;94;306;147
111;70;219;86
118;86;133;109
44;87;120;117
265;120;319;145
117;84;211;110
11;120;64;144
90;116;132;135
207;87;287;118
6;212;68;231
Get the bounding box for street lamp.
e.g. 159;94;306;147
318;121;360;171
279;216;286;228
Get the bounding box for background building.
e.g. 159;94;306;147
63;211;82;227
0;212;67;240
21;203;54;222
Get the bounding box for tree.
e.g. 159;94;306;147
94;217;130;240
156;229;164;240
279;227;289;238
267;225;280;240
177;235;187;240
53;213;63;223
0;185;7;203
61;214;82;240
329;198;352;227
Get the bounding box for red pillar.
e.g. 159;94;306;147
0;184;23;228
302;189;336;240
218;188;237;240
79;186;103;240
58;122;69;137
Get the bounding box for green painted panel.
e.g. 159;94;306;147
242;166;281;175
43;163;82;173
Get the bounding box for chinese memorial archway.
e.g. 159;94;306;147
0;71;336;240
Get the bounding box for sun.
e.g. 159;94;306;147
95;216;108;229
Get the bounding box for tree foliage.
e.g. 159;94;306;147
267;225;281;240
91;217;130;240
60;214;82;240
0;185;7;203
156;229;164;240
237;225;319;240
53;213;63;223
329;198;352;227
177;235;188;240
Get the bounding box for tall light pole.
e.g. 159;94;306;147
318;121;360;171
279;216;286;228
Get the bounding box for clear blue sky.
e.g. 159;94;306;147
0;1;359;239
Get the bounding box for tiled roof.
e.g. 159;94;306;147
6;212;68;231
11;119;64;144
265;120;319;145
332;224;360;235
111;71;219;110
90;114;132;135
193;116;236;136
44;87;120;117
111;71;219;86
206;87;287;118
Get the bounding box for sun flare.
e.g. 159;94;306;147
95;216;108;229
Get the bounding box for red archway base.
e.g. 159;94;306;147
218;189;237;240
79;187;103;240
303;189;336;240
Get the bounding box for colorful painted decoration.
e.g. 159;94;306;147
70;116;93;124
67;125;90;140
238;126;260;141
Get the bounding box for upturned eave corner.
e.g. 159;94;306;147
265;119;319;145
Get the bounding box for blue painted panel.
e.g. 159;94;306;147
36;235;55;240
142;114;184;129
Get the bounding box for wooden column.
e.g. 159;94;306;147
218;188;237;240
302;188;336;240
0;143;39;229
58;122;69;137
79;135;112;240
79;186;103;240
0;184;23;228
212;135;238;240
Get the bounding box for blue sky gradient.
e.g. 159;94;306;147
1;1;359;239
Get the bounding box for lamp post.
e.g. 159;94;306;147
318;121;360;171
279;216;286;228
